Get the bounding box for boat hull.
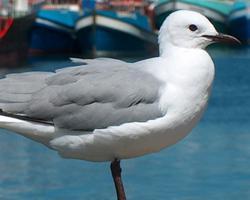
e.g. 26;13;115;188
29;9;80;55
153;0;231;32
229;4;250;44
0;13;35;67
76;11;158;57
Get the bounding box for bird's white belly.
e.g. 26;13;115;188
50;96;208;162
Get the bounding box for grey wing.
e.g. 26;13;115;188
0;71;53;114
0;59;164;131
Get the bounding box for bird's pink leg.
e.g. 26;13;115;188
110;159;127;200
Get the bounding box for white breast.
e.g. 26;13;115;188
158;48;215;116
106;48;215;160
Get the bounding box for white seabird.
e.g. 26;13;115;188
0;10;239;199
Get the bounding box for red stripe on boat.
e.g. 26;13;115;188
0;18;14;39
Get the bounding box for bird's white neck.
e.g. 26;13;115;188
159;40;178;57
155;44;215;119
159;41;202;58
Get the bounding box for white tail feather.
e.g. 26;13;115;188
0;115;55;146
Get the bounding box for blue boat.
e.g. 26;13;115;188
30;3;81;55
76;0;157;57
229;1;250;44
151;0;233;32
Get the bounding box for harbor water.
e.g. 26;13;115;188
0;46;250;200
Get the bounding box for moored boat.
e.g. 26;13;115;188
228;1;250;44
76;0;157;57
0;0;40;67
29;0;81;55
151;0;233;32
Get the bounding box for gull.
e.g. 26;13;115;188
0;10;239;200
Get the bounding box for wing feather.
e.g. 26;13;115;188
0;59;164;131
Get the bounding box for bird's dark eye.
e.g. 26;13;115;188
189;24;198;32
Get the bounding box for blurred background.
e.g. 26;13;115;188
0;0;250;199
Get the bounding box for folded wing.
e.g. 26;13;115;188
0;58;164;131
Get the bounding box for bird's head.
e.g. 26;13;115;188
159;10;240;55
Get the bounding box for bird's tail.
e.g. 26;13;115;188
0;113;55;146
